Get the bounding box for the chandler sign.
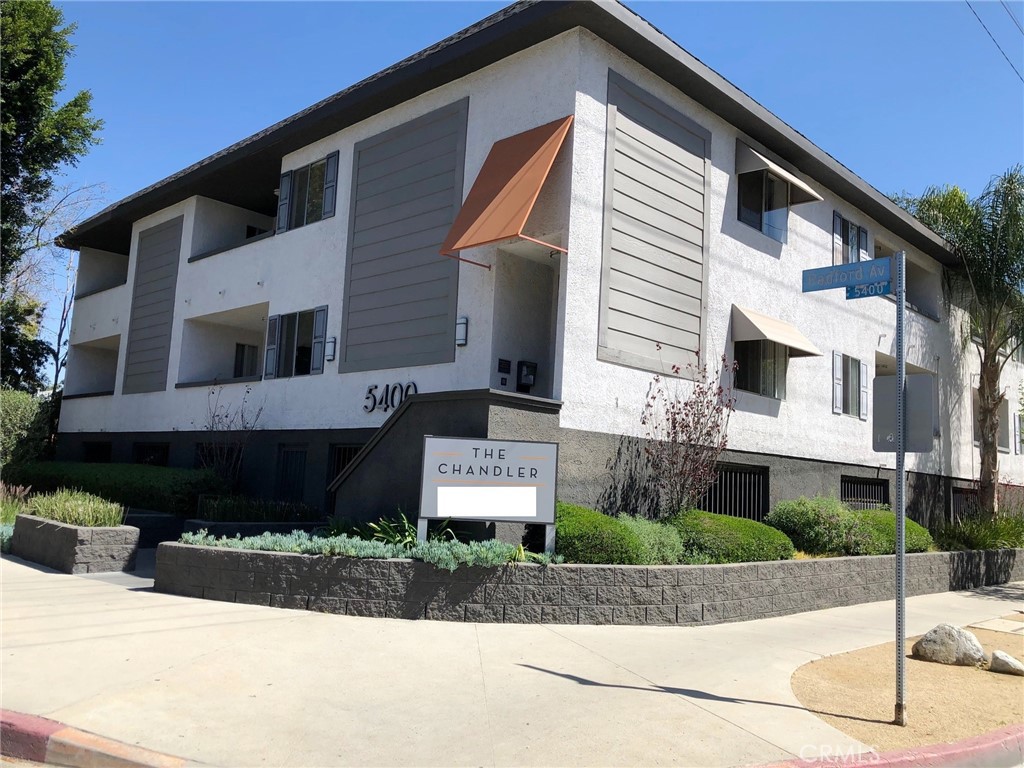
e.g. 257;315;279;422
419;436;558;524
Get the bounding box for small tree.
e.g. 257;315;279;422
640;349;737;519
192;386;264;490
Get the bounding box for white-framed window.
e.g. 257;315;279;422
833;212;868;265
738;170;789;243
734;340;789;400
276;152;339;233
264;306;328;379
972;389;1011;452
833;351;867;420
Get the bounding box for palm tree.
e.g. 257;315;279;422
896;166;1024;517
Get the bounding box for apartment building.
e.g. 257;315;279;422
57;0;1024;523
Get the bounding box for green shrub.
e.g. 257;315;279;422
845;509;933;555
178;529;559;572
555;502;645;564
0;483;30;524
766;496;849;555
27;490;124;527
935;515;1024;551
4;462;227;517
0;524;11;553
0;388;40;466
670;510;795;564
197;495;322;523
619;516;686;565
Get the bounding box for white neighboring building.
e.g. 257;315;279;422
58;0;1023;523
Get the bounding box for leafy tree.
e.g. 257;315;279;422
895;167;1024;517
1;0;101;391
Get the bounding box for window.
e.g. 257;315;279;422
738;170;789;243
264;306;327;379
734;340;788;399
233;343;259;378
276;152;339;233
698;464;769;522
833;212;868;265
841;476;890;510
972;389;1010;452
82;441;112;463
833;352;867;420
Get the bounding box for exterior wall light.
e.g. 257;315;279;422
325;336;337;361
455;316;469;347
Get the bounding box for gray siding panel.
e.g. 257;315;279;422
123;216;182;394
340;100;467;373
599;73;710;375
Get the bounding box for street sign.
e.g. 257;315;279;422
847;281;892;300
802;257;891;293
873;374;935;453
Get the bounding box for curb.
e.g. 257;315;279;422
760;723;1024;768
0;709;200;768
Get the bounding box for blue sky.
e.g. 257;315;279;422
39;0;1024;357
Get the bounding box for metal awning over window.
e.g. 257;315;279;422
731;305;822;357
440;115;573;268
735;141;822;205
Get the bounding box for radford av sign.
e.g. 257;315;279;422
418;436;559;550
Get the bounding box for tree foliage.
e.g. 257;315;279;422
1;0;101;392
894;166;1024;516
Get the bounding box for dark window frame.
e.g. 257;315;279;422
264;306;327;380
737;169;789;243
276;152;339;234
734;340;788;400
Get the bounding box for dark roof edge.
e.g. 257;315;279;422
58;0;954;267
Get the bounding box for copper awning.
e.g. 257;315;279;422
440;115;573;268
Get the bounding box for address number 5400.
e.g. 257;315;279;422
363;382;418;414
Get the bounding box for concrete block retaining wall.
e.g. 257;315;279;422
155;544;1024;625
11;515;139;574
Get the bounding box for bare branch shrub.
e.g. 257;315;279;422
192;386;264;490
640;349;737;519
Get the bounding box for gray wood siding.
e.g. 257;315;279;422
340;100;467;372
599;73;711;375
122;216;183;394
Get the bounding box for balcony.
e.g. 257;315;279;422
188;197;275;263
75;247;128;298
175;302;269;388
64;335;119;398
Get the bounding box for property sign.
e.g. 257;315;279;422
802;257;891;293
419;436;558;524
846;281;892;300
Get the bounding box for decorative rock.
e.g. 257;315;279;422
911;623;987;666
989;650;1024;676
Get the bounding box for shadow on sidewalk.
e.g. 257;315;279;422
518;664;891;725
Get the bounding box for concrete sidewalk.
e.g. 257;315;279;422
1;553;1021;768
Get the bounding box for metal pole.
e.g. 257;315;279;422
894;251;908;727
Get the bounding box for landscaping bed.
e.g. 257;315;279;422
154;543;1024;625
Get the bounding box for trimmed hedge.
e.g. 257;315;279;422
766;496;849;555
4;462;226;517
766;496;933;556
670;510;795;564
555;502;645;565
619;515;686;565
847;509;933;555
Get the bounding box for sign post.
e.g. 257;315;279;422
802;252;919;726
893;250;908;727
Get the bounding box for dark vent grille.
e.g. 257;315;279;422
951;487;980;522
698;464;769;522
840;476;890;510
497;358;511;374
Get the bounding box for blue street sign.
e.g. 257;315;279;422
846;281;892;300
801;257;891;293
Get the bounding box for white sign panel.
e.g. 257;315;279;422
419;436;558;524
